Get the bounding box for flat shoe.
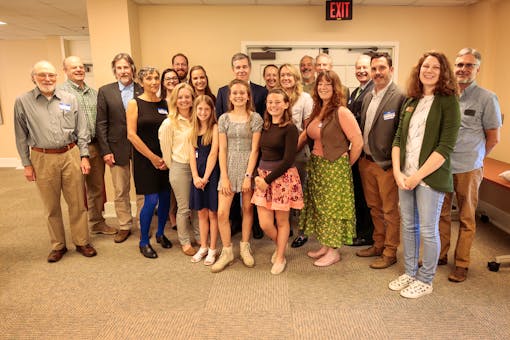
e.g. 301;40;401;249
156;234;172;248
271;259;287;275
182;246;197;256
76;244;97;257
140;244;158;259
291;235;308;248
47;247;67;263
114;229;131;243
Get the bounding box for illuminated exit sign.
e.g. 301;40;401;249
326;0;352;20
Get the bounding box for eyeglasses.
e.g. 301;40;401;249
35;72;57;79
455;63;478;69
164;76;179;82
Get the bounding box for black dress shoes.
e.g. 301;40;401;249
349;237;375;247
291;234;308;248
156;234;172;248
140;244;158;259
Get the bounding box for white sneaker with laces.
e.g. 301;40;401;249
400;280;433;299
389;274;416;291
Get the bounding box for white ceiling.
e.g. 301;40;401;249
0;0;479;40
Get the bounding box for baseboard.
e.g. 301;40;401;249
0;158;23;169
477;200;510;235
104;201;138;219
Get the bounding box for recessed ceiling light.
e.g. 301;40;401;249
0;21;7;25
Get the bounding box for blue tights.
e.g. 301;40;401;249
139;190;170;247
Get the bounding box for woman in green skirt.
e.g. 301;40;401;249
300;70;363;266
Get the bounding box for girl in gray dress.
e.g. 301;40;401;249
211;79;263;273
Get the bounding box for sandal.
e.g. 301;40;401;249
203;248;217;266
191;247;208;263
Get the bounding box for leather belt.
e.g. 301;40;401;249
363;153;375;162
32;142;76;154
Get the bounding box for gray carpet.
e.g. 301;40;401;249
1;168;509;339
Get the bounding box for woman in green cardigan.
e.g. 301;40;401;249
390;51;461;299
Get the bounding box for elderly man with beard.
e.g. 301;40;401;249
14;60;97;262
300;55;316;94
347;53;376;247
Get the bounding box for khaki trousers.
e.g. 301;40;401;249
110;163;132;230
359;157;400;257
85;142;106;227
31;146;89;250
439;168;483;268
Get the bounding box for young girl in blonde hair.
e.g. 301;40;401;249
189;95;220;265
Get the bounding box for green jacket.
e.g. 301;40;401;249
393;94;461;193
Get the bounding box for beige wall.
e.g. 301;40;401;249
0;37;64;161
0;1;507;167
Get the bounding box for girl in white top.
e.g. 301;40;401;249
159;83;199;256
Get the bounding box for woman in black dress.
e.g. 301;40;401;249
127;67;172;259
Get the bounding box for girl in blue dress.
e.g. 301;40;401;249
189;95;220;265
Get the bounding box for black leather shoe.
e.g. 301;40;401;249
156;234;172;249
252;223;264;239
140;244;158;259
291;234;308;248
349;237;375;247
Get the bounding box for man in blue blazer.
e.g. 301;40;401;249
356;52;406;269
96;53;143;243
215;53;267;239
215;53;267;117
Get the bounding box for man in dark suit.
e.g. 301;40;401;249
356;52;406;269
216;53;267;117
347;54;375;247
215;53;267;239
96;53;143;243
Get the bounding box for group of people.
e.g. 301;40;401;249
14;47;501;298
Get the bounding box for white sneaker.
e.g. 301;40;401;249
400;280;433;299
191;247;208;263
271;250;277;264
389;274;416;291
204;248;217;266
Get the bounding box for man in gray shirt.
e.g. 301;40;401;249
14;60;97;262
59;56;118;236
439;48;502;283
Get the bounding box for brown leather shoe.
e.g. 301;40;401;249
91;222;118;235
182;245;197;256
47;247;67;263
76;244;97;257
114;229;131;243
356;246;383;257
448;266;468;282
370;255;397;269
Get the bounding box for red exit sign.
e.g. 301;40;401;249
326;0;353;21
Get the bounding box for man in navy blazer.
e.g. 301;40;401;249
215;53;267;239
215;53;267;117
96;53;143;243
356;52;406;269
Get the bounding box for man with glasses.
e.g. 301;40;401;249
14;60;97;262
439;48;502;282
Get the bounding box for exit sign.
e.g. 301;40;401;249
326;0;352;21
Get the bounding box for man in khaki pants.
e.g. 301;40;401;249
14;60;97;262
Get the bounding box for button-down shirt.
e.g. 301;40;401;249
363;81;391;155
14;87;89;166
119;81;134;110
159;114;193;165
451;82;502;173
58;79;98;139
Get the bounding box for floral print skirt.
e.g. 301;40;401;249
251;167;304;211
299;154;356;247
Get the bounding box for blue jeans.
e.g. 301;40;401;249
399;185;444;284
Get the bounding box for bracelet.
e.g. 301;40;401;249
244;173;253;178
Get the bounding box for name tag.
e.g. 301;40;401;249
158;108;168;115
383;111;395;120
464;109;476;116
59;102;71;112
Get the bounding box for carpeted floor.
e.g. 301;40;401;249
0;167;509;339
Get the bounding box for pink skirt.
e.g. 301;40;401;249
251;167;304;211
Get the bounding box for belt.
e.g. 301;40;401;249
363;153;375;162
31;142;76;154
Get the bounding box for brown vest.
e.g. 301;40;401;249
320;108;349;162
